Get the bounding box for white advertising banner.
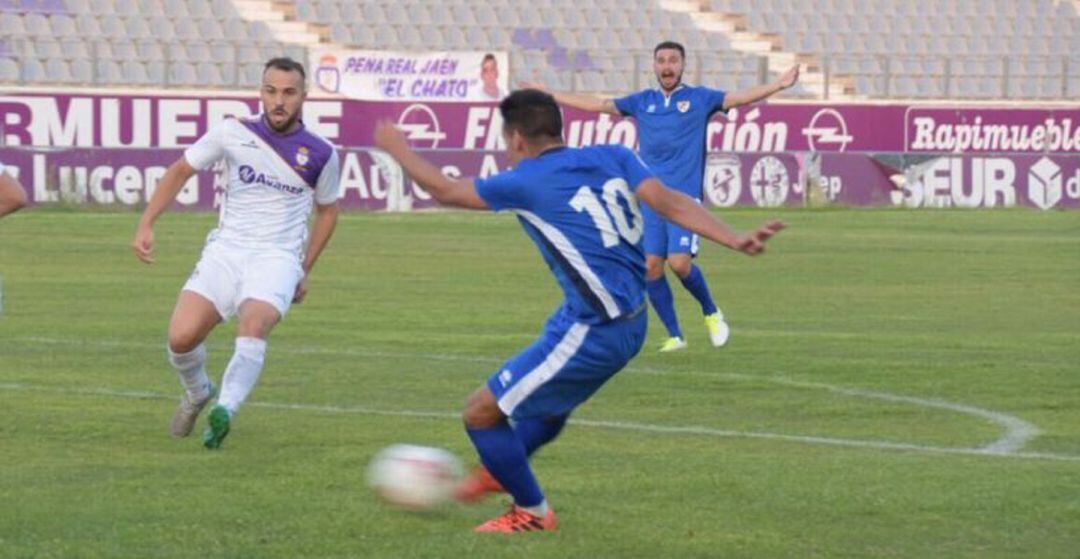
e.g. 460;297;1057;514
310;49;509;102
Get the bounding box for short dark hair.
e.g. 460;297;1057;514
653;41;686;60
499;89;563;142
263;57;306;81
483;53;496;64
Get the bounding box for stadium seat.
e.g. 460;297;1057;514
196;61;222;84
169;61;196;86
148;16;177;41
43;56;72;82
238;62;262;87
94;58;120;83
111;39;137;61
351;25;375;47
186;42;211;62
121;59;148;84
63;0;89;12
198;19;225;41
329;23;350;45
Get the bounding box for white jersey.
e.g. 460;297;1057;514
184;115;340;256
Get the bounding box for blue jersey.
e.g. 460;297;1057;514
614;84;726;198
474;144;654;325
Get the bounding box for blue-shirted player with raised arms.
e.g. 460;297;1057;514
530;42;799;352
374;89;784;533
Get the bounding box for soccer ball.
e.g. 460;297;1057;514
366;444;464;509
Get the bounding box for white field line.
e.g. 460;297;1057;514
3;336;1072;462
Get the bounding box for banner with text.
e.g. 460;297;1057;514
308;49;510;102
7;147;1075;210
2;92;1078;154
805;152;1080;209
1;92;1078;210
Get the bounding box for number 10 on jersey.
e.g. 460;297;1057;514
570;178;644;248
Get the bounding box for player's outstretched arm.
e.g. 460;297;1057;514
520;82;620;115
636;178;785;255
372;120;488;210
722;65;800;111
0;171;28;218
132;158;198;264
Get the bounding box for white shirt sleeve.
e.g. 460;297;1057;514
313;149;341;205
184;122;227;171
0;160;6;176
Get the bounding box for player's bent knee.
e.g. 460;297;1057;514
236;317;275;339
167;330;202;354
667;257;692;278
236;300;281;338
645;258;666;280
462;388;503;428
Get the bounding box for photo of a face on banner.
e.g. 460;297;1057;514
481;53;502;100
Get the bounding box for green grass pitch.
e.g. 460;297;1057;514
1;207;1078;558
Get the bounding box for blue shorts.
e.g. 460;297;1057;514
642;202;700;257
487;306;648;420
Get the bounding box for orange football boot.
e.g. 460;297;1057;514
474;504;558;533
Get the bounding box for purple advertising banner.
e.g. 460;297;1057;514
3;92;1078;154
3;146;1076;210
1;91;1078;210
905;106;1080;154
810;152;1080;209
0;146;513;210
702;152;805;207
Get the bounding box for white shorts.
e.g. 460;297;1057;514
182;241;304;321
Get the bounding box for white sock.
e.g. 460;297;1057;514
522;500;550;518
216;337;268;416
167;343;211;401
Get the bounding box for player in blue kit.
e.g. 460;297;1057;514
532;42;799;352
373;89;784;533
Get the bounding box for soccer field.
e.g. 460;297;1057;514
1;208;1078;558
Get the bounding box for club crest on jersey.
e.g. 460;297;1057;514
646;104;656;113
677;100;691;113
295;146;310;168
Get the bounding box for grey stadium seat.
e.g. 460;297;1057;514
169;61;197;86
122;59;149;84
95;58;122;83
196;61;223;85
70;58;92;82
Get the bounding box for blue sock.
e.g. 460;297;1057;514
678;265;719;316
466;422;545;507
515;414;569;456
646;276;683;338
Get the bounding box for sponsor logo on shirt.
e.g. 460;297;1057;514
498;369;514;387
238;164;306;195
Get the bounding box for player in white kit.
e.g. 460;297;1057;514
0;160;28;218
132;58;341;449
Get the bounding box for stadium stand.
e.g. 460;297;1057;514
0;0;1077;99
